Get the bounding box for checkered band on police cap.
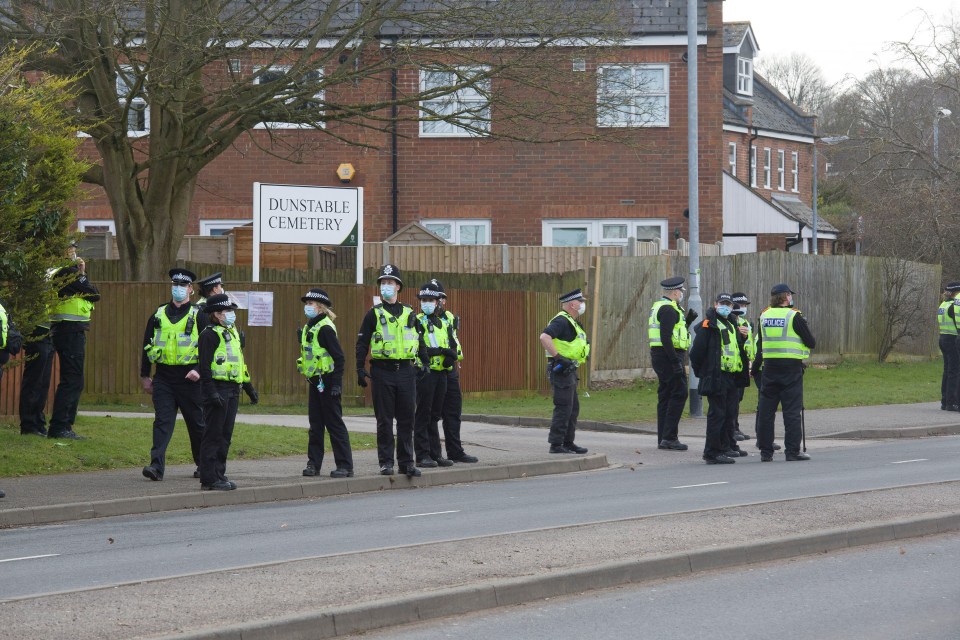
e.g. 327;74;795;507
169;268;197;284
559;288;586;303
197;272;223;289
660;276;685;290
418;283;442;299
731;292;750;304
301;288;332;307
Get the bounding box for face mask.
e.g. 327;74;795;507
578;302;586;315
716;305;732;317
171;285;189;303
304;304;319;319
421;301;436;315
223;311;236;327
380;284;396;299
732;308;746;316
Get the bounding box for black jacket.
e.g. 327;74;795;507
689;308;748;397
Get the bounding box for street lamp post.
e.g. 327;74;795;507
686;0;703;417
935;107;951;165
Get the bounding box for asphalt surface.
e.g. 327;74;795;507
356;532;960;640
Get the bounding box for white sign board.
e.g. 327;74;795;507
252;183;364;283
247;291;274;327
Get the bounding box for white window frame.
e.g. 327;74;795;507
117;64;149;137
792;151;800;192
750;145;757;187
763;147;772;189
541;219;668;247
253;65;325;130
777;149;786;191
597;63;670;128
419;67;491;138
200;219;252;236
737;57;753;96
420;218;491;245
77;219;116;234
728;142;737;178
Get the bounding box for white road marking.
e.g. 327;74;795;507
890;459;928;464
0;554;60;564
671;482;729;489
395;510;461;519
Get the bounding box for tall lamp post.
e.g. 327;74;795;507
935;107;951;165
685;0;703;417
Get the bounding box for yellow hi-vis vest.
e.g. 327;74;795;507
759;307;810;360
417;313;454;371
736;314;757;359
209;325;250;382
51;296;94;323
145;305;200;365
939;301;959;336
298;316;336;378
545;312;590;365
442;309;463;361
0;303;7;349
648;299;691;350
370;305;419;360
719;319;743;372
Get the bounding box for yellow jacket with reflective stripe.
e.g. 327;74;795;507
759;307;810;360
648;299;691;350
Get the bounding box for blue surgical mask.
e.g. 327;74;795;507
380;284;396;299
716;305;732;317
223;311;237;327
421;301;436;315
171;285;189;303
304;304;319;319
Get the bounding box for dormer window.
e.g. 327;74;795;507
737;57;753;95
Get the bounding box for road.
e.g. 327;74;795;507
2;436;958;601
354;532;960;640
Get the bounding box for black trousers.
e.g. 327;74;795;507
415;369;448;461
756;363;804;455
19;335;54;434
49;330;86;435
307;378;354;471
651;348;687;442
371;363;416;468
941;335;959;408
150;376;205;475
704;376;737;458
441;368;465;459
199;382;240;485
548;367;579;446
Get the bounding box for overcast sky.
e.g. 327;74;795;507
723;0;960;85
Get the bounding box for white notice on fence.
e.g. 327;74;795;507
227;291;249;309
247;292;274;327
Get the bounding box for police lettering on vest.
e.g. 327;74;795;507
209;325;251;382
145;305;200;365
298;316;336;377
648;299;691;350
370;305;419;360
759;307;810;360
546;312;590;365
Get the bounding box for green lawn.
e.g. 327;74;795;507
0;415;376;478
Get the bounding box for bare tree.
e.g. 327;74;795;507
1;0;637;280
756;51;833;114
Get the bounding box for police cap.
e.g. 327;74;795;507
377;264;403;289
660;277;685;290
731;292;750;304
417;282;443;300
429;278;447;299
301;288;332;307
203;293;237;313
559;288;586;303
716;292;733;304
946;282;960;292
197;272;224;292
770;283;796;295
169;268;197;285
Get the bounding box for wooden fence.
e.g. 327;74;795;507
79;232;235;264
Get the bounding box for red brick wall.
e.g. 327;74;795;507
722;131;813;207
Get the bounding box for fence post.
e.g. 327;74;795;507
381;241;390;265
227;233;235;265
626;236;637;257
105;232;113;259
501;244;510;273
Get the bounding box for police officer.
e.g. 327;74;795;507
195;272;224;324
648;276;693;451
140;268;207;481
356;265;421;477
48;242;100;439
755;283;816;462
539;288;590;455
730;292;755;442
198;294;256;490
937;283;960;410
19;311;54;437
414;282;458;468
431;279;478;464
298;288;353;478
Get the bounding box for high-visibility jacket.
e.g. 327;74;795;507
417;313;455;371
441;309;463;361
0;303;7;349
370;305;419;360
736;315;757;359
648;299;691;350
209;325;250;382
51;296;94;323
298;316;336;378
719;319;743;372
939;301;958;336
145;304;200;365
759;307;810;360
546;312;590;365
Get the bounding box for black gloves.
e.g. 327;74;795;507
441;354;456;369
440;347;457;358
329;385;342;397
685;309;699;325
357;369;369;388
242;382;259;405
425;346;443;357
552;356;575;374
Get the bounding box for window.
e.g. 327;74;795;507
597;64;669;127
750;145;757;187
419;67;491;137
728;142;737;178
777;149;785;191
763;147;771;189
736;57;753;95
77;219;116;234
253;65;324;129
421;219;490;245
792;151;800;192
542;219;667;247
200;219;251;236
117;65;148;135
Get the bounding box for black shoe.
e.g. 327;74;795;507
785;451;811;461
658;439;688;451
142;466;163;481
330;468;354;478
404;465;421;478
451;453;479;463
380;465;395;476
21;429;46;437
436;458;454;467
725;449;749;458
201;480;234;491
37;426;48;437
704;454;735;464
951;405;960;412
227;480;237;489
49;430;85;440
193;468;200;479
302;464;320;477
564;443;588;454
549;445;573;454
760;452;774;462
772;443;782;450
0;489;4;498
418;458;439;468
734;430;749;441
